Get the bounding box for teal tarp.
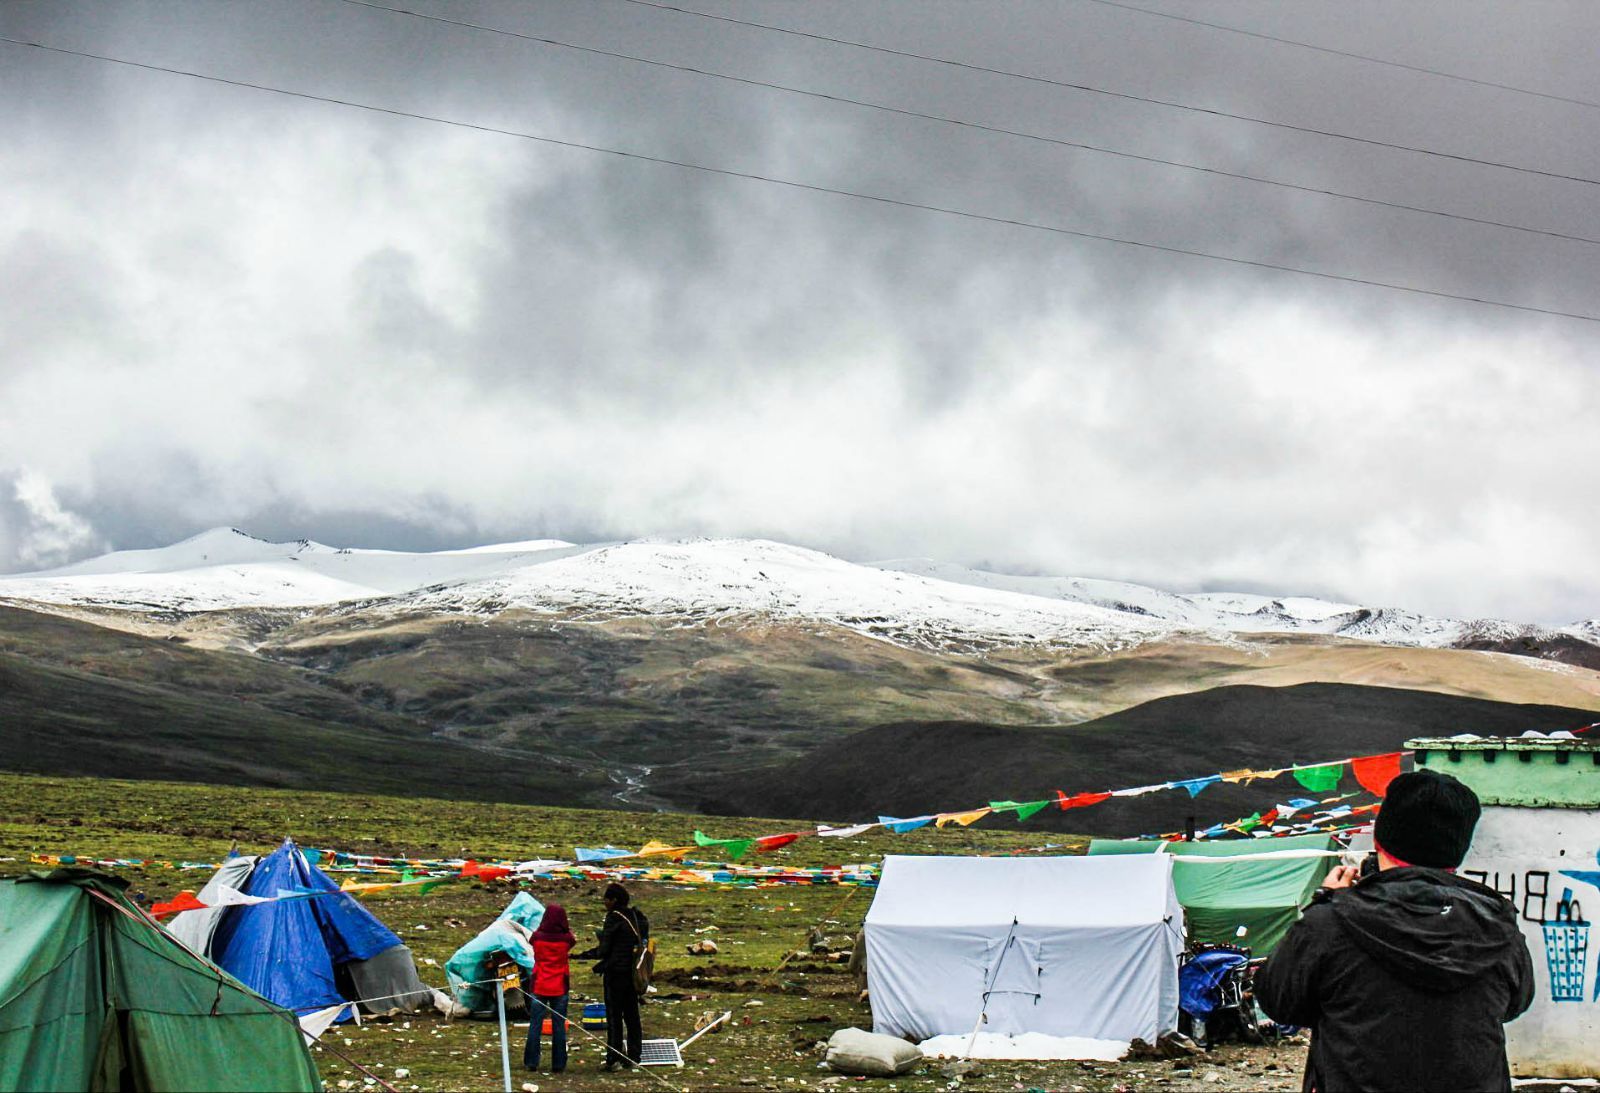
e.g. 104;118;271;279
445;893;544;1012
1088;834;1335;955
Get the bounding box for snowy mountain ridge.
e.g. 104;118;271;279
1;527;1595;656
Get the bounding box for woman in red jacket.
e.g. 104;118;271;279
524;903;576;1073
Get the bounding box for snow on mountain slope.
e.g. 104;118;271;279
1;529;1596;657
395;540;1172;650
874;559;1217;626
0;528;583;612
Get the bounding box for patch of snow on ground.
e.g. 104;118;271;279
918;1032;1129;1061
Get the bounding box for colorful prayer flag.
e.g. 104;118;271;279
1056;791;1112;811
1170;776;1221;798
987;801;1050;822
1293;763;1344;793
1351;752;1404;797
878;815;935;834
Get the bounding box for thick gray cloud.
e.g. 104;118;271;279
2;0;1599;622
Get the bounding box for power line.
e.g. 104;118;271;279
613;0;1600;190
2;33;1597;326
334;0;1600;250
1079;0;1600;113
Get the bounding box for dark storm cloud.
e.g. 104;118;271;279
2;0;1599;621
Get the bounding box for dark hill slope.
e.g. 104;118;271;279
0;606;606;804
681;682;1599;836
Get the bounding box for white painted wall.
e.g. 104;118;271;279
1463;806;1600;1078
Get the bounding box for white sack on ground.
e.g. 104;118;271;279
824;1028;923;1076
918;1032;1129;1061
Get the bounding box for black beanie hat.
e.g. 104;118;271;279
1374;769;1482;869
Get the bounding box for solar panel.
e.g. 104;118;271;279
638;1038;684;1067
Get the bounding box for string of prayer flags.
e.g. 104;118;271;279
988;800;1052;822
1171;776;1221;798
1057;790;1112;811
936;808;992;828
1293;763;1345;793
1351;752;1405;797
878;815;935;834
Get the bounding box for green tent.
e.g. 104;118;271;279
0;869;320;1092
1087;833;1336;955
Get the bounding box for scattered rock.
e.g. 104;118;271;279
687;939;720;955
941;1060;983;1080
743;999;764;1007
1157;1031;1203;1057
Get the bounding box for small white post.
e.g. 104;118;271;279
495;981;513;1093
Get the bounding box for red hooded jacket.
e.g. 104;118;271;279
531;904;576;997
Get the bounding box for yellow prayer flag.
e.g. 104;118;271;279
935;808;991;828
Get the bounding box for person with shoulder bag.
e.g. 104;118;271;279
577;883;650;1071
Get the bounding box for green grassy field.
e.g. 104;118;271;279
14;773;1269;1093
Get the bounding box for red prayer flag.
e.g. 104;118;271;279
1352;752;1404;797
1056;790;1112;811
754;833;801;852
475;866;512;882
151;890;207;919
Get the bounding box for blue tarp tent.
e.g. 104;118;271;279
173;839;433;1019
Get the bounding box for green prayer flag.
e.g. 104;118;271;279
720;839;754;861
1293;763;1344;793
988;800;1051;822
1236;812;1263;832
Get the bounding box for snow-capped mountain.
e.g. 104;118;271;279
1;528;1596;658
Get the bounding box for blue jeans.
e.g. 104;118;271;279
523;992;568;1072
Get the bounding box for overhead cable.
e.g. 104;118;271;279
3;34;1597;326
335;0;1600;250
1079;0;1600;113
613;0;1600;189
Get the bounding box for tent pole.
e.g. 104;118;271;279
495;982;512;1093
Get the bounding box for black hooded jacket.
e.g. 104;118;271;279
1256;867;1534;1092
578;906;650;976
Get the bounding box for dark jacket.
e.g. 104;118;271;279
578;907;649;976
1255;868;1534;1093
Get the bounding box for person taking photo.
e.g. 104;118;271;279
1255;769;1535;1092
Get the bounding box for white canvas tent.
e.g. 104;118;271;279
865;855;1184;1046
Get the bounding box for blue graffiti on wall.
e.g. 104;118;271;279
1558;850;1600;1002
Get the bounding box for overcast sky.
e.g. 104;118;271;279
3;0;1599;622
